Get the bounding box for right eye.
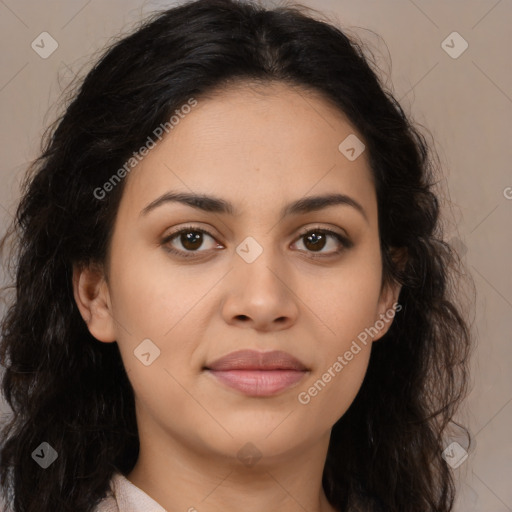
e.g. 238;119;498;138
161;225;223;258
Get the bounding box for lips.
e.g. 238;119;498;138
205;349;308;371
204;349;309;397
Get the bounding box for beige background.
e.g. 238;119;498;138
0;1;511;510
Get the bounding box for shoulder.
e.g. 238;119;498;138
93;472;167;512
92;474;119;512
94;495;119;512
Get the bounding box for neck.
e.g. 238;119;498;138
127;424;339;512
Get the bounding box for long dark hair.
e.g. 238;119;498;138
0;0;473;510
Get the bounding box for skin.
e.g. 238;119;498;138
73;81;402;512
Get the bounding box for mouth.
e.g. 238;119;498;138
204;349;309;397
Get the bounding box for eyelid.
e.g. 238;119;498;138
161;225;220;258
292;225;353;257
295;224;351;244
161;223;352;258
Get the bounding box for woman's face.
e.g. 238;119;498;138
75;81;400;463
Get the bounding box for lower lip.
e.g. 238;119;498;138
206;369;307;397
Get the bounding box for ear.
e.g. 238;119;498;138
72;263;117;343
372;247;407;342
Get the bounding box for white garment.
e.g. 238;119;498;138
95;472;167;512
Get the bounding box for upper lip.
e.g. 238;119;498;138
205;349;308;371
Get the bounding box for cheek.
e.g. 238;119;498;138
107;241;211;383
298;344;371;420
298;245;383;343
108;240;195;338
292;246;381;423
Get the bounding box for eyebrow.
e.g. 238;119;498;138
140;191;368;223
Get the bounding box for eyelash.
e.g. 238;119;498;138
161;224;352;260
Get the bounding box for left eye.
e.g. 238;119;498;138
162;226;351;259
292;228;350;256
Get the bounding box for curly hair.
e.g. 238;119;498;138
0;0;473;510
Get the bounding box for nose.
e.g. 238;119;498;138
220;252;299;332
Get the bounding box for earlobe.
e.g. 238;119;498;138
372;246;407;342
72;263;117;343
372;279;402;342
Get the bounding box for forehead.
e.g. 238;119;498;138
118;81;376;222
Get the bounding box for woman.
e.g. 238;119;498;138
0;0;473;511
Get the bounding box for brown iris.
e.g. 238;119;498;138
180;231;204;250
303;231;327;252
